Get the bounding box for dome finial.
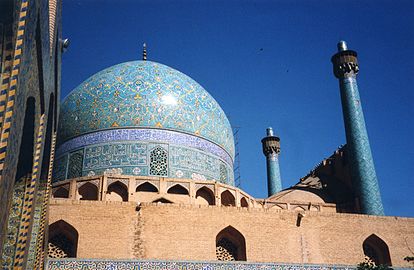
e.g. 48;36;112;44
142;43;147;61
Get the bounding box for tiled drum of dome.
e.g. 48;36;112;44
58;61;234;158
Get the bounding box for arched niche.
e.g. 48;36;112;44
221;190;235;206
240;197;248;208
363;234;392;266
293;206;306;212
48;220;78;258
78;182;98;201
195;187;215;206
136;182;158;193
216;226;246;261
153;198;173;204
167;184;189;195
53;187;69;198
107;181;128;202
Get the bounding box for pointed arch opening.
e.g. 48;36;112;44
153;198;173;204
48;220;78;258
136;182;158;193
107;181;128;202
216;226;246;261
53;187;69;198
78;182;98;200
240;197;248;208
363;234;392;266
196;187;215;206
167;184;189;195
293;206;306;212
221;190;235;206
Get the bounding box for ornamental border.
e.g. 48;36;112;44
56;128;233;165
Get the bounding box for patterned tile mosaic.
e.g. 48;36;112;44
53;134;234;185
57;60;235;158
340;77;383;215
56;127;233;165
47;259;360;270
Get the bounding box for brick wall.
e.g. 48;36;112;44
48;199;414;267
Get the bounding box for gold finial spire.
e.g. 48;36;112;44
142;43;147;61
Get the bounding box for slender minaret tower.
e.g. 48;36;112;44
261;127;282;197
331;41;384;215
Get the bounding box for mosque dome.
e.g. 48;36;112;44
53;60;235;185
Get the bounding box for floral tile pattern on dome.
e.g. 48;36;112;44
58;60;234;158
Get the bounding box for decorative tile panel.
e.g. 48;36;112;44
47;259;359;270
53;129;234;186
67;149;83;179
52;155;67;182
84;143;147;170
56;128;233;165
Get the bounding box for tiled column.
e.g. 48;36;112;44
331;41;384;215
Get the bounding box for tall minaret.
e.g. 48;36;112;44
261;127;282;197
331;41;384;215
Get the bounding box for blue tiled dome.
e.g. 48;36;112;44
58;61;234;159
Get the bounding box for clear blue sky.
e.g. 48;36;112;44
61;0;414;217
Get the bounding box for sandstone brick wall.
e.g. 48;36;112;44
48;199;414;267
48;200;136;258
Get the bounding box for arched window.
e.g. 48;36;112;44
67;150;83;179
221;190;235;206
167;184;189;195
136;182;158;193
78;182;98;200
196;187;215;205
107;181;128;202
363;234;392;266
216;226;246;261
149;146;168;176
240;197;248;208
219;163;228;183
53;187;69;198
48;220;78;258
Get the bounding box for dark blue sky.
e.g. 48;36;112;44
61;0;414;217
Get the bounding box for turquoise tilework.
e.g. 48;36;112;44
46;259;363;270
58;61;234;159
339;77;384;215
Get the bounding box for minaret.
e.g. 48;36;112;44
331;41;384;215
261;127;282;196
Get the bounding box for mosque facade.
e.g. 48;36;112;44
0;1;413;270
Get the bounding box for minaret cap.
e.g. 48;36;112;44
142;43;147;61
266;127;274;136
337;40;348;52
261;127;280;156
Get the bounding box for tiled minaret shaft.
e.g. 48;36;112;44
261;127;282;196
331;41;384;215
